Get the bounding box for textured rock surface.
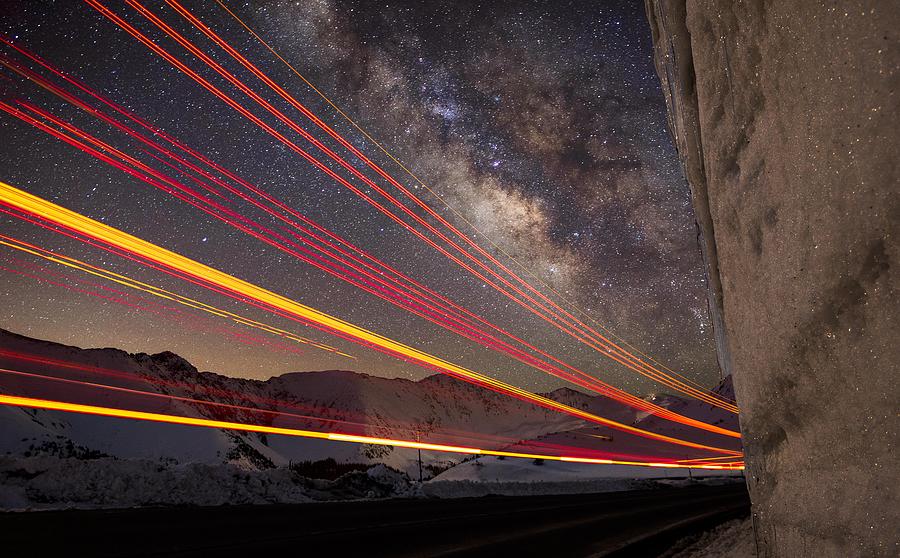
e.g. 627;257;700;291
644;2;898;556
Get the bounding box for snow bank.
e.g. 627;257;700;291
0;453;746;509
424;456;743;498
432;455;743;482
0;456;312;509
0;456;417;510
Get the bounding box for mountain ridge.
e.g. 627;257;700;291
0;328;739;475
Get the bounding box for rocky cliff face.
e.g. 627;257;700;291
644;2;898;556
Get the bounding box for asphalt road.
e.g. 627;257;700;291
0;483;749;557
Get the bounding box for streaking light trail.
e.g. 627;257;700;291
212;0;731;409
0;364;702;461
82;1;737;413
0;393;742;470
0;36;739;434
0;356;656;457
0;84;735;437
0;233;353;358
0;180;741;456
0;366;527;452
161;0;739;413
0;259;312;357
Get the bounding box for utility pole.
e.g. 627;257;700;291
416;430;423;482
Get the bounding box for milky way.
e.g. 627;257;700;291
0;1;718;395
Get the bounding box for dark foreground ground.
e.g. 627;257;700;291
0;483;749;557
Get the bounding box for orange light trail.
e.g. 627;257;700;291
0;179;741;456
0;393;742;470
0;356;653;457
1;365;712;461
0;367;529;451
102;1;737;413
0;25;736;424
161;0;737;412
0;259;310;357
211;0;730;409
1;36;740;456
676;455;746;464
0;51;737;439
0;234;352;358
61;3;738;420
1;99;613;403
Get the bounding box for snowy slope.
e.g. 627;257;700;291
429;375;742;482
432;455;741;482
0;329;612;473
0;328;741;479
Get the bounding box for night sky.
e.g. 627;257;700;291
0;1;718;395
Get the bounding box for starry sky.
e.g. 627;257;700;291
0;0;718;395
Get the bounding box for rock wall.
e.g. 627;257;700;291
644;2;898;556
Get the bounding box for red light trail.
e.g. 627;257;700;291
1;361;725;463
0;6;749;470
0;389;742;470
0;179;741;457
164;0;739;412
0;234;352;358
81;0;738;413
210;0;726;408
0;45;739;438
0;349;677;459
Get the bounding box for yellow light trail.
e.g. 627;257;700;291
81;0;734;414
213;0;738;411
0;234;353;358
0;83;737;435
0;180;741;456
0;394;742;470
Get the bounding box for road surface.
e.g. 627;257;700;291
0;483;749;557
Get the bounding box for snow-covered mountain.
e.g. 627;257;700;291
0;328;740;476
484;375;742;466
0;329;592;473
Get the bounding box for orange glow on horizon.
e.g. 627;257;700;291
0;27;740;433
82;0;739;415
0;234;354;359
0;180;742;456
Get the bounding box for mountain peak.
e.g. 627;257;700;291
146;350;198;374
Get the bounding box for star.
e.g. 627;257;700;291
0;0;719;394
